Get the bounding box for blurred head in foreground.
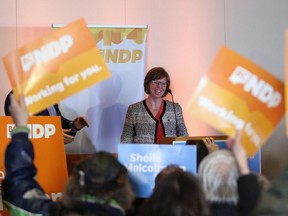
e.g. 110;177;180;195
60;151;134;215
198;149;240;204
139;170;211;216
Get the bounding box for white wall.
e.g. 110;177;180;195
1;0;288;180
224;0;288;180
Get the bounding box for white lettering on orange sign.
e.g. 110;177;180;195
6;124;56;139
229;66;282;108
46;192;63;201
20;35;73;72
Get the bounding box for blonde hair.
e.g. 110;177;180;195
198;150;240;204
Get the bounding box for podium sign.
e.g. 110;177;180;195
0;116;68;216
118;144;197;198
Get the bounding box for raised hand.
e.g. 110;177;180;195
226;130;250;175
9;94;29;126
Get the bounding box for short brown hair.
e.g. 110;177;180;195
138;171;211;216
144;67;170;97
154;164;184;190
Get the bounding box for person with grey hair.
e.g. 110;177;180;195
198;131;261;216
198;150;240;205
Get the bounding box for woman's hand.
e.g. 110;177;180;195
9;93;29;126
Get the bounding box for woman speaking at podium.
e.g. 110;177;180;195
121;67;188;144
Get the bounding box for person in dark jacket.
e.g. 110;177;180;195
137;168;211;216
4;90;89;144
2;93;134;216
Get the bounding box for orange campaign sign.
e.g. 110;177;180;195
286;31;288;136
187;46;285;157
2;18;111;115
0;116;68;215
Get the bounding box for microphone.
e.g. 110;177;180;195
168;89;178;136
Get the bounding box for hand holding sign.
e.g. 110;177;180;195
8;94;29;127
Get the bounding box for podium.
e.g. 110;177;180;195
156;135;228;144
156;136;227;169
157;135;261;173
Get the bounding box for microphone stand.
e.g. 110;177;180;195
168;89;178;136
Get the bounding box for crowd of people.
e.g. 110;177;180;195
2;67;288;216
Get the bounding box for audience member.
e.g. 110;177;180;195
2;94;134;216
198;130;261;216
198;149;239;215
254;173;271;192
154;164;184;190
138;170;211;216
249;167;288;215
4;90;89;144
121;67;188;144
126;164;185;216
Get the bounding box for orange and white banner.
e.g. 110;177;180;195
0;116;68;215
51;24;148;154
2;18;111;115
187;46;285;157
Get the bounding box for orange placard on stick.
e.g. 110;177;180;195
187;46;285;157
0;116;68;215
2;18;111;115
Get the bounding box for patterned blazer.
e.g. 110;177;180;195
121;100;188;144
